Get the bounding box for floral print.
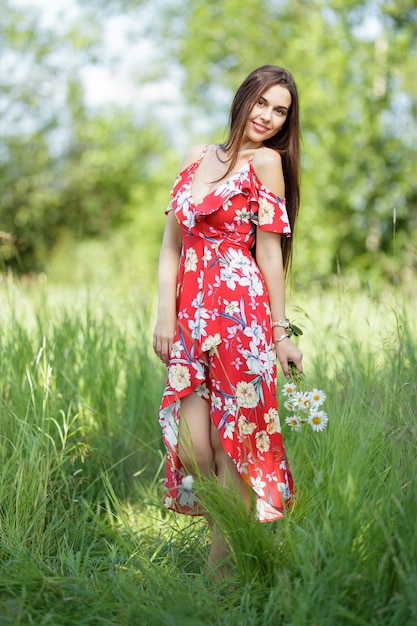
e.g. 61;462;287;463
158;145;294;522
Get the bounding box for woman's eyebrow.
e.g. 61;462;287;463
260;96;289;111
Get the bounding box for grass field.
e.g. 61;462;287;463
0;275;416;625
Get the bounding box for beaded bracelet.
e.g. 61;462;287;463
275;333;290;343
272;319;290;330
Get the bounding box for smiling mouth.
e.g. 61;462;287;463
252;121;269;133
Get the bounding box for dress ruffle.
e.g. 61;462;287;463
158;149;294;522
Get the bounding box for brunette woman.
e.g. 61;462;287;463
153;65;303;573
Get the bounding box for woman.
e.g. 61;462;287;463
153;65;303;572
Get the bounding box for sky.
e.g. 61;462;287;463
12;0;184;111
10;0;385;147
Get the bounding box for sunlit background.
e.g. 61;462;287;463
2;0;416;295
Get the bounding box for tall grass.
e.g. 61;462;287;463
0;276;416;625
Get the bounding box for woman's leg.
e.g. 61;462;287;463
177;392;214;478
205;421;251;575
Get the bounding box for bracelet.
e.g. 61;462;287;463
272;318;290;330
275;333;290;343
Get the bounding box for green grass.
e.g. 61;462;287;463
0;276;416;625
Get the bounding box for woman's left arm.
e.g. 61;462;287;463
253;148;303;378
256;229;303;378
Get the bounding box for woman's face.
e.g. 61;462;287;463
243;84;292;146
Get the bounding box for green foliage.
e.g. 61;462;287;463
155;0;417;286
0;282;166;499
2;0;417;286
0;1;168;273
0;278;416;624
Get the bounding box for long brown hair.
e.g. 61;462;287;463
219;65;300;274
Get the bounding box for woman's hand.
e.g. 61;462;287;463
275;337;303;379
153;315;176;366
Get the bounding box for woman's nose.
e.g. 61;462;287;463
260;108;272;121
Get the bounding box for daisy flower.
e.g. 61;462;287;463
281;363;329;433
282;381;297;396
285;415;303;432
310;388;327;407
308;410;329;432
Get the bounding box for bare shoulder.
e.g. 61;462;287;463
252;147;284;196
180;143;208;170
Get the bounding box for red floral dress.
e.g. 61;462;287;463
158;145;294;522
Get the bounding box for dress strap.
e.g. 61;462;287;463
196;144;210;164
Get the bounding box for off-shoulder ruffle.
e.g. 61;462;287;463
169;160;291;236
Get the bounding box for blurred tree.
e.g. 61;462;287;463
152;0;417;286
0;1;167;272
2;0;416;287
82;0;413;287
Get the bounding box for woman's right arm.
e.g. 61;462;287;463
153;144;206;364
153;210;182;365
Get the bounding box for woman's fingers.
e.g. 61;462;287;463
152;332;173;366
276;340;303;378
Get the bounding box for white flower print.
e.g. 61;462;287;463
197;270;205;290
224;398;236;415
182;475;194;490
207;273;221;296
242;345;274;385
182;208;196;230
188;315;208;340
201;333;222;353
170;341;183;358
243;320;263;345
231;357;243;370
255;430;271;453
234;208;252;224
266;471;278;483
168;364;191;392
238;415;256;436
228;247;252;274
235;459;249;475
202;247;212;267
164;495;174;508
251;473;267;497
159;403;178;449
191;359;207;381
246;272;264;298
278;482;291;500
211;392;222;411
236;381;258;408
242;346;264;376
214;178;239;199
258;197;275;226
222;198;233;211
195;382;210;399
220;266;240;290
184;247;198;272
178;474;196;507
224;299;240;315
223;421;235;440
263;408;281;434
188;292;210;340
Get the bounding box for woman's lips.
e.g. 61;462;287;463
252;121;269;133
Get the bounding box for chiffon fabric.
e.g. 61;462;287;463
158;145;294;521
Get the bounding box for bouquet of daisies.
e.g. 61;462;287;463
281;364;329;433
